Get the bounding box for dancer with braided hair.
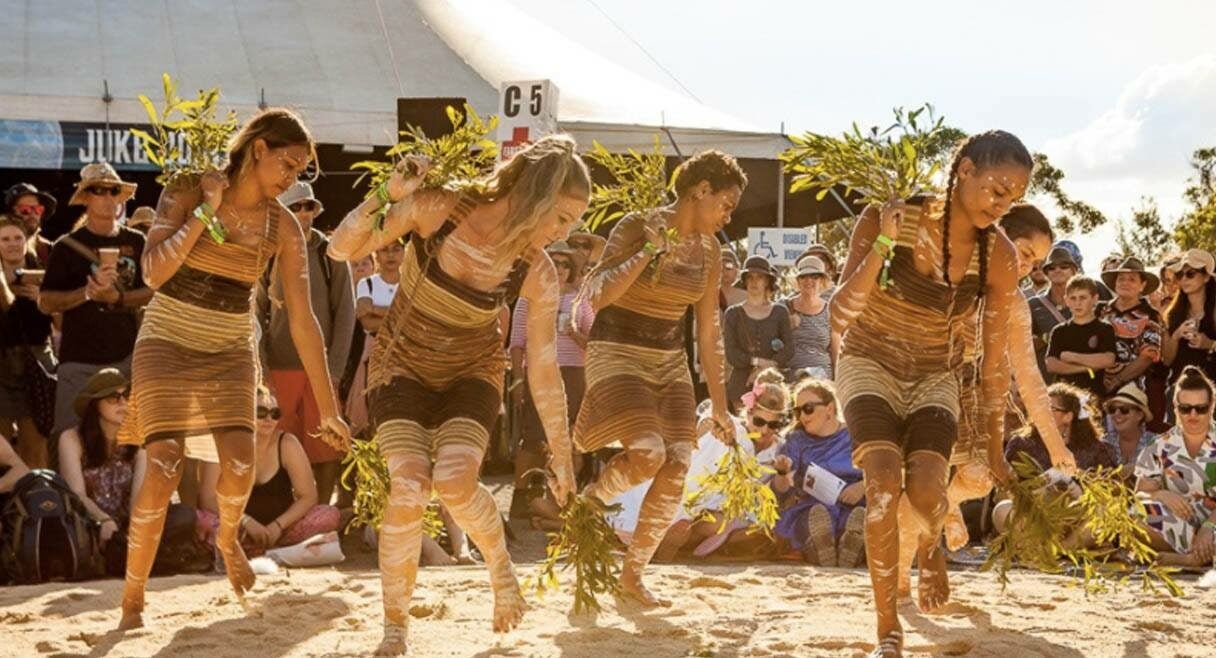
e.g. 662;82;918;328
575;150;743;607
117;109;351;630
327;136;586;655
831;131;1031;657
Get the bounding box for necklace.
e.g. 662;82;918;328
224;199;267;235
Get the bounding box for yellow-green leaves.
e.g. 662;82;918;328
684;444;779;537
339;436;441;540
582;137;672;232
530;494;624;614
133;73;238;187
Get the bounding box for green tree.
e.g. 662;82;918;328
1174;147;1216;252
1114;197;1175;264
1028;152;1108;234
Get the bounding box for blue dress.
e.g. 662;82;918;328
774;426;864;547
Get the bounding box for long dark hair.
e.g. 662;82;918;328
940;131;1034;299
1164;275;1216;335
79;400;136;470
999;203;1053;243
1020;382;1102;454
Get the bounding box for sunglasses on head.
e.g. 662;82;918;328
87;186;122;197
1177;403;1211;416
796;401;825;415
750;415;787;430
257;406;282;420
1180;268;1208;280
289;200;319;213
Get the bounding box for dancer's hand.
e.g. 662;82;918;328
548;451;575;506
318;415;352;451
839;482;866;506
99;519;119;547
1193;525;1215;564
989;454;1013;487
387;155;430;202
641;214;671;256
199;168;228;209
244;520;271;547
878;198;910;240
710;408;735;446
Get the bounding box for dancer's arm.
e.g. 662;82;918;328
1008;299;1075;471
695;246;733;444
277;207;351;449
327;158;452;261
578;213;658;311
521;254;575;503
979;235;1019;484
140;176;215;289
828;202;901;337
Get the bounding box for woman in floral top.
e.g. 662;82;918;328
1134;365;1216;567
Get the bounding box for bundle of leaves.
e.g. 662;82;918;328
131;73;239;188
780;104;955;206
581;137;673;233
684;441;779;537
530;493;624;614
340;436;441;539
982;455;1182;597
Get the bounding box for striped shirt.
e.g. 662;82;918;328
510;292;594;367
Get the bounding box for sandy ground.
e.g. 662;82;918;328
4;478;1216;657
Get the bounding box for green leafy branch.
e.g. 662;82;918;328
340;437;441;539
581;137;673;232
780;103;955;206
131;73;239;187
684;442;779;537
982;455;1182;597
529;494;624;614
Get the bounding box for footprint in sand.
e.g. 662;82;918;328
688;576;736;590
908;639;974;656
0;612;33;624
1133;620;1179;634
409;602;449;619
35;641;60;654
67;632;100;647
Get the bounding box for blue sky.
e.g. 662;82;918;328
509;0;1216;263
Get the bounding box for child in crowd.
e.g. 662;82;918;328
1046;276;1117;398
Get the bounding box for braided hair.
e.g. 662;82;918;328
939;131;1034;298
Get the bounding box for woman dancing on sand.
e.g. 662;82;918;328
575;149;742;606
831;131;1030;657
117;109;350;629
327;136;585;655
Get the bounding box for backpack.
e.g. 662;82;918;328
0;470;103;584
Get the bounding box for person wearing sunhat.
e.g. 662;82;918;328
784;255;834;380
5;182;58;265
795;243;838;300
1102;382;1159;473
38;162;152;440
125;206;156;235
1097;256;1164;394
1028;246;1080;377
723;255;794;410
1162;248;1216;386
258;181;354;505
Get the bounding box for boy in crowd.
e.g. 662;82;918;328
1046;275;1117;398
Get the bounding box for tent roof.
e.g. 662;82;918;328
0;0;785;156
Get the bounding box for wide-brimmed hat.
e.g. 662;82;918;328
1052;240;1084;271
73;368;129;418
1101;257;1160;296
127;206;156;232
1104;382;1153;423
1043;247;1080;271
278;182;324;215
734;255;778;290
5;183;58;218
1167;249;1216;275
68;163;137;206
795;255;828;278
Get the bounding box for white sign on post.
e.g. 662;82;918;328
746;227;812;266
497;79;560;161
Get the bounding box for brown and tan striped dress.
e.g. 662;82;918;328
574;212;716;452
118;207;280;450
366;197;530;460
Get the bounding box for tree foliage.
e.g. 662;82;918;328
1028;152;1108;235
1114;197;1175;264
1174;147;1216;252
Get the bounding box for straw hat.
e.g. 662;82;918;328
127;206;156;232
73;368;129;418
1104;382;1153;422
68;163;137;206
1167;249;1216;275
795;255;828;278
1101;257;1160;296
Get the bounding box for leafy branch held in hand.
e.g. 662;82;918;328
529;493;625;614
340;436;441;539
131;73;239;188
684;441;780;537
581;137;673;233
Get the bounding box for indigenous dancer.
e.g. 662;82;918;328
576;150;743;606
831;131;1031;657
117;109;351;629
327;136;586;655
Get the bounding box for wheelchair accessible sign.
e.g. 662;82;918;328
746;227;812;266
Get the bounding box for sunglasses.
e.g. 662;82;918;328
289;200;319;213
257;406;282;420
1180;268;1208;280
1177;403;1211;416
14;203;44;215
104;391;129;403
1107;405;1136;416
796;401;825;415
750;415;787;430
87;186;122;197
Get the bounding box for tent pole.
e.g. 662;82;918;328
776;160;785;228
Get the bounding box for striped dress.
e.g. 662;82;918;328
118;205;280;450
835;203;983;457
574;212;716;452
366;197;530;460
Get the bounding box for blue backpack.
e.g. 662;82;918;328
1;470;103;584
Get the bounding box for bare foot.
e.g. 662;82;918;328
492;585;528;632
375;625;408;656
654;520;692;563
943;504;969;552
619;572;671;608
868;629;903;657
916;541;950;613
117;609;144;631
218;540;257;601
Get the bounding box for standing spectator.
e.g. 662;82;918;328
258;182;355;506
796;243;838;300
0;216;54;467
1024;261;1049;296
125;206;156;235
4;183;57;265
345;241;403;436
784;255;834;380
567;231;606;278
1028;247;1079;376
718;248;747;308
1098;257;1163;394
1101;383;1158;477
337;253;375;405
38;163;151;440
1155;255;1182;312
1046;276;1116;398
724;256;793;410
1162;249;1216;385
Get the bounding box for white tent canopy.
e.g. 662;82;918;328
0;0;788;158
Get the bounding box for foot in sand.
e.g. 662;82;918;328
619;571;671;608
375;625;408;656
916;541;950;612
492;585;528;632
218;540;256;601
117;608;144;631
943;504;969;552
869;629;904;657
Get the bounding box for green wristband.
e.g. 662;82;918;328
1203;520;1216;531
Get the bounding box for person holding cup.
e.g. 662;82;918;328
1162;249;1216;386
39;163;152;439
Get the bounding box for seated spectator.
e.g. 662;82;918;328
1046;275;1116;398
345;240;403;436
724;256;793;411
1098;257;1162;394
0;216;54;468
1162;249;1216;386
4;183;56;265
1102;383;1159;477
197;387;341;558
1134;366;1216;568
57;369;199;576
1028;246;1079;377
772;378;865;567
784;255;834;380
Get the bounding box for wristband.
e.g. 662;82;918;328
193;202;227;244
873;234;895;290
375;181;392;207
240;514;252;529
642;241;660;257
1203;520;1216;531
1087;368;1096;380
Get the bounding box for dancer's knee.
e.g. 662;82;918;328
905;454;950;524
432;451;481;505
860;451;902;524
627;434;667;478
144;440;186;486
